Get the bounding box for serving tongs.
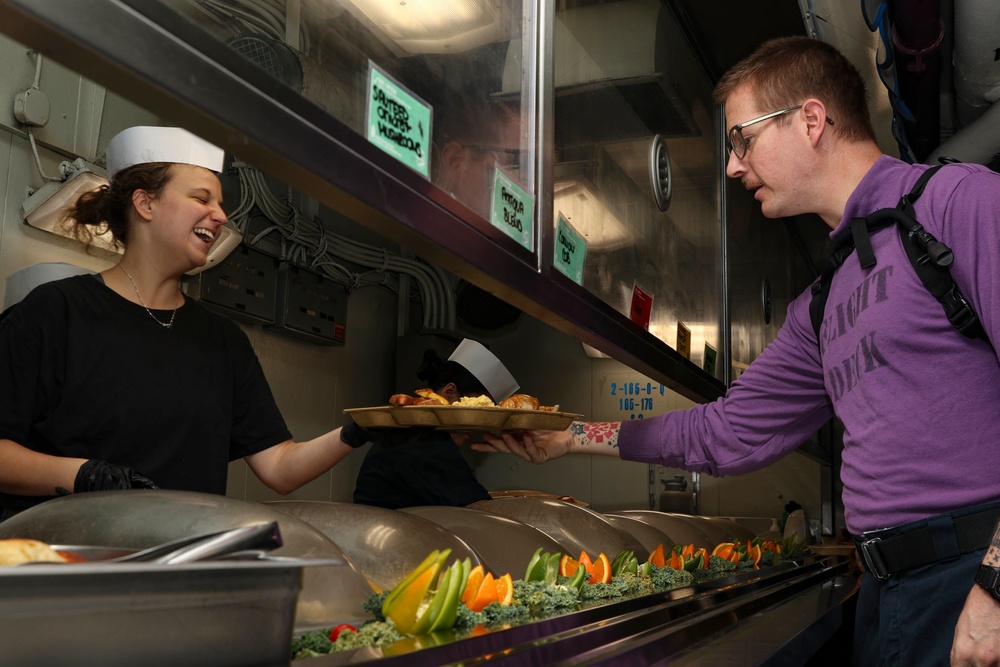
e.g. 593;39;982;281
41;521;283;566
120;521;283;564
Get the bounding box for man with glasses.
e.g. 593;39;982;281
432;97;522;221
479;36;1000;665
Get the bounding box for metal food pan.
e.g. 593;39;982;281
0;559;305;667
0;490;375;631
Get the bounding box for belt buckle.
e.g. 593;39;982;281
860;537;891;580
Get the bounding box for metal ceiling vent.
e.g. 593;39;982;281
204;0;354;123
225;33;303;88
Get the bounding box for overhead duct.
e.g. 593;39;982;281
951;0;1000;126
926;0;1000;167
503;0;701;149
927;98;1000;166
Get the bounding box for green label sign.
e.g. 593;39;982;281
554;213;586;284
703;343;717;376
490;168;534;250
366;62;431;177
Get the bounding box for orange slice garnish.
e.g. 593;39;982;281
462;565;485;605
712;542;736;561
469;572;498;612
559;554;580;577
590;552;612;584
647;544;666;568
495;573;514;606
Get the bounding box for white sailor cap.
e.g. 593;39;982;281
106;126;225;179
449;338;519;402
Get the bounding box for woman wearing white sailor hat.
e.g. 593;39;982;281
0;126;362;518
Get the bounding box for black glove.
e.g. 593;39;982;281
340;417;436;448
74;460;159;493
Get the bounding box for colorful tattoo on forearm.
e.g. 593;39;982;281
986;524;1000;567
570;421;620;450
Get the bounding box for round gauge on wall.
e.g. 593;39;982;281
648;134;672;212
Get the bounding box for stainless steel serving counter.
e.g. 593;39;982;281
302;558;858;666
0;493;854;665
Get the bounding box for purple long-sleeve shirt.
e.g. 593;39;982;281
620;156;1000;534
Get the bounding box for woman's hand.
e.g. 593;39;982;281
472;429;574;464
74;460;158;492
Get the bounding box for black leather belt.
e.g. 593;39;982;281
855;504;1000;580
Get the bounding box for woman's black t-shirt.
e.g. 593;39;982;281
0;274;291;511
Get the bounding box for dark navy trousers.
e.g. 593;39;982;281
853;548;983;665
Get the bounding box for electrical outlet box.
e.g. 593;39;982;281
271;263;347;345
197;246;278;324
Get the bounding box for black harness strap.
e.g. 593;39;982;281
851;216;878;270
810;165;988;348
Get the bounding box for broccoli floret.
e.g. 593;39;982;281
649;564;693;591
617;572;655;597
512;580;579;618
452;600;479;632
579;572;654;601
362;591;390;622
290;630;333;659
707;555;738;574
479;600;532;627
331;620;400;652
577;581;623;601
693;556;740;583
290;620;401;660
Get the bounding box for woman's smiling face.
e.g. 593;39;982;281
143;164;227;270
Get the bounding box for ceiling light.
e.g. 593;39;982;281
340;0;507;54
22;159;118;254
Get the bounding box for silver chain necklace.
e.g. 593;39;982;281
118;264;178;329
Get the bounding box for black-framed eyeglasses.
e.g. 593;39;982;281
726;105;835;159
